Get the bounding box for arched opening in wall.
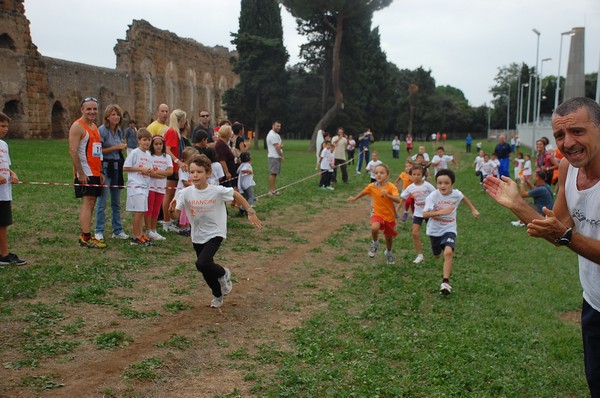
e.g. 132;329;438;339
165;61;178;108
51;101;68;139
140;58;156;124
187;69;197;124
203;73;214;124
2;100;24;138
0;33;16;51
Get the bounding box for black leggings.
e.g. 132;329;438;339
193;237;226;297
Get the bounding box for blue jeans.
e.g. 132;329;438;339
95;174;124;235
356;149;370;172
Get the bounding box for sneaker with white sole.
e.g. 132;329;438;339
163;221;180;233
147;230;166;241
112;231;130;240
511;220;525;227
0;253;27;266
218;267;233;295
413;254;424;264
211;295;224;308
385;250;395;265
325;186;335;191
368;240;380;258
440;282;452;295
94;232;104;242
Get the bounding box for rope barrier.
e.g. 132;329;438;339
13;158;355;199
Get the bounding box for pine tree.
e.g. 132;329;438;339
223;0;289;147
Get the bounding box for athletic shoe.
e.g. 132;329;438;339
147;230;166;241
79;235;107;249
112;231;130;240
211;295;224;308
178;227;191;236
218;267;233;295
0;253;27;266
356;171;361;175
163;221;180;233
413;254;424;264
269;190;281;196
401;212;409;222
130;235;152;246
440;282;452;296
385;250;395;265
368;240;380;258
511;220;525;227
94;232;104;242
325;186;335;191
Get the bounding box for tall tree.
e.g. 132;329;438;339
281;0;392;149
223;0;289;148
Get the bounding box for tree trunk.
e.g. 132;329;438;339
309;13;345;151
253;91;260;150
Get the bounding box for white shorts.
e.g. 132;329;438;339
126;192;148;212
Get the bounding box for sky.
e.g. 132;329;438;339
24;0;600;107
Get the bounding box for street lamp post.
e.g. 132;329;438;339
519;83;529;125
537;57;552;123
532;28;540;154
554;30;575;111
526;74;533;124
506;84;511;132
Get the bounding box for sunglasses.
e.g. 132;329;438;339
80;97;98;106
200;114;210;118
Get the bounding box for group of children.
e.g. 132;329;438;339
348;147;479;295
122;128;256;246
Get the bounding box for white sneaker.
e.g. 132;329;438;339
94;233;104;242
368;241;380;258
511;220;525;227
147;230;166;241
325;186;335;191
218;267;233;295
163;221;180;233
211;295;224;308
413;254;424;264
440;282;452;295
112;231;130;240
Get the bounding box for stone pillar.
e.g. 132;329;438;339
564;27;585;100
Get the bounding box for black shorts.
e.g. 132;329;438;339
74;176;103;198
430;232;457;256
412;216;427;226
167;173;179;182
0;201;13;227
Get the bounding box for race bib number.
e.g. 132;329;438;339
92;142;102;158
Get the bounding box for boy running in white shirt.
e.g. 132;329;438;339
423;169;479;295
169;154;262;308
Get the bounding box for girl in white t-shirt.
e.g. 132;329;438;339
169;154;262;308
514;152;525;180
146;136;173;241
176;147;199;236
522;153;532;183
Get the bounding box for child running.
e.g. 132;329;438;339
394;161;414;222
348;163;401;265
145;135;173;241
396;164;435;264
169;154;262;308
423;169;479;295
365;151;383;183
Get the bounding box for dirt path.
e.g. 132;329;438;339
2;200;367;397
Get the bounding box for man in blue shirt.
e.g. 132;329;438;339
511;169;554;226
494;134;512;178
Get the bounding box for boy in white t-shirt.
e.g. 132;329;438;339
318;142;335;190
169;154;262;308
431;146;458;175
423;169;480;295
365;151;383;182
0;112;26;266
123;128;153;246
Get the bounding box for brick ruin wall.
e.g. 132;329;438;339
0;1;237;138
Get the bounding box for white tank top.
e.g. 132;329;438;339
565;164;600;311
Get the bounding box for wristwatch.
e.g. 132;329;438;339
555;227;573;246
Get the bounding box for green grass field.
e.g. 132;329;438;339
0;138;589;397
